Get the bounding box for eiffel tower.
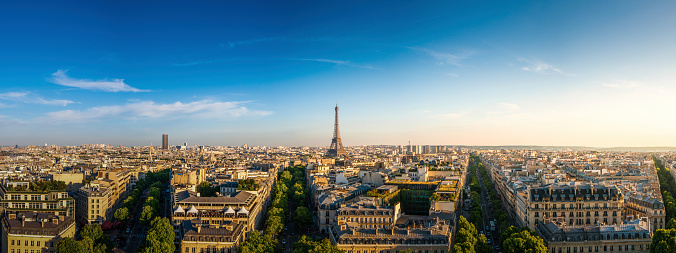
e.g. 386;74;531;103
327;104;346;157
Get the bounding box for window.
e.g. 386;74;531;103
11;240;14;245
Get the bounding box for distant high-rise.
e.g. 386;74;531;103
162;134;168;149
327;105;346;157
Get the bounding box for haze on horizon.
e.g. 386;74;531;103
1;1;675;148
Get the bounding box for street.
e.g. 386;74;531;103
462;158;504;253
125;188;151;252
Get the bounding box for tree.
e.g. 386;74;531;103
265;215;284;237
115;207;130;221
81;224;103;241
148;217;175;247
93;244;107;253
141;238;174;253
149;187;161;199
281;170;293;182
399;250;414;253
293;235;345;253
81;236;94;252
502;230;548;253
293;206;313;226
668;219;676;230
140;205;155;225
197;182;218;197
146;196;160;213
239;231;277;253
55;238;87;253
123;195;137;209
99;235;115;251
650;228;676;253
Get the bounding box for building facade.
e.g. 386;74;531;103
0;184;74;218
1;212;76;253
330;216;451;253
75;185;111;225
180;220;243;253
537;219;652;253
519;184;624;230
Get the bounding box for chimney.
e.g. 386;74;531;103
41;219;44;228
197;225;201;233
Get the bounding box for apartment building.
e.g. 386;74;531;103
75;184;111;225
537;219;651;253
518;183;624;230
330;216;451;253
1;212;76;253
0;183;74;218
336;201;401;229
179;220;244;253
623;193;665;232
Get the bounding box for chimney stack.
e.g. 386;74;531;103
197;225;201;233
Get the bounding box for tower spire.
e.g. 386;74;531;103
327;104;346;157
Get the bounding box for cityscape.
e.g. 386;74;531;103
2;1;676;253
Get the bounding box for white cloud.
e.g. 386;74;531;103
0;115;24;126
599;80;641;89
296;58;378;69
48;70;148;92
518;58;572;76
407;47;469;66
42;100;272;123
498;103;520;111
0;92;74;106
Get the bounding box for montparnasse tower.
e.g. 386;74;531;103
327;104;347;157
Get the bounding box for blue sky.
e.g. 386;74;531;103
1;1;676;147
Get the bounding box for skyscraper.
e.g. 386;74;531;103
327;105;346;157
162;134;168;149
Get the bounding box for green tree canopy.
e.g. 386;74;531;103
149;187;161;199
148;217;175;247
668;219;676;230
502;229;548;253
293;235;345;253
81;224;103;241
239;231;277;253
197;182;219;197
55;238;87;253
281;170;293;182
140;205;155;225
293;206;313;226
650;228;676;253
115;207;130;221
